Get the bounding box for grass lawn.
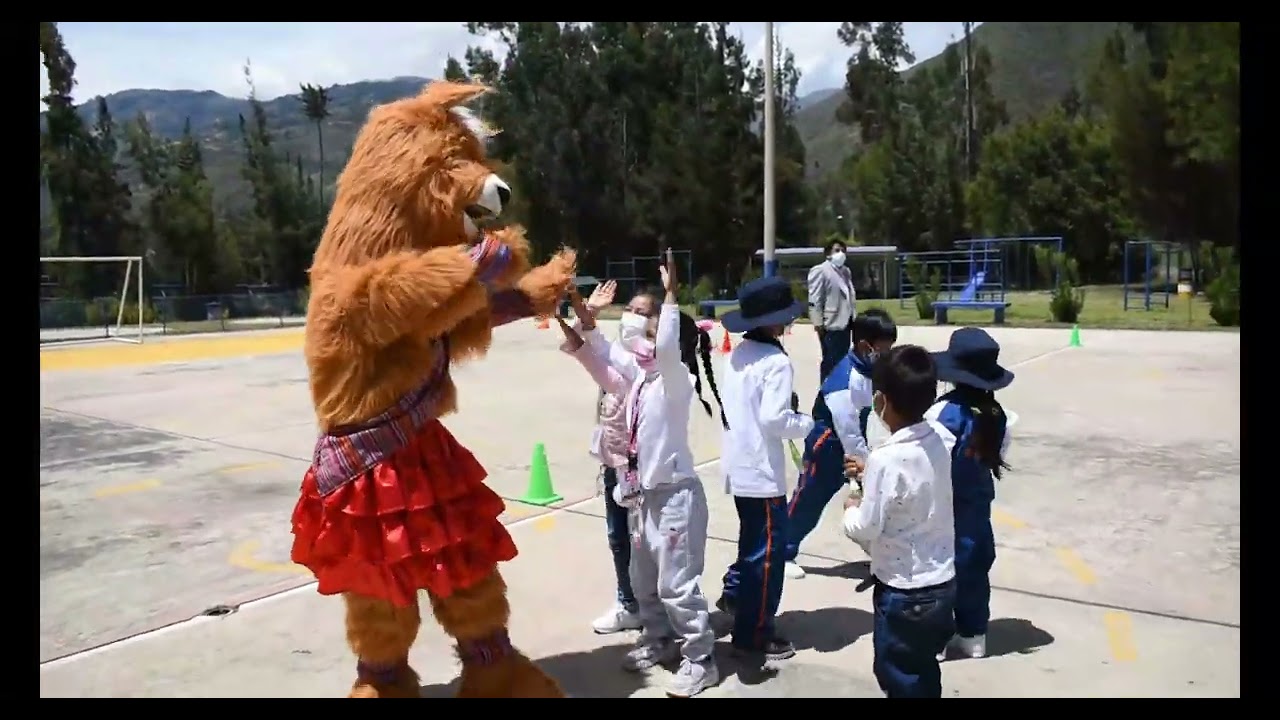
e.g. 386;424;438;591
598;285;1235;332
859;285;1232;331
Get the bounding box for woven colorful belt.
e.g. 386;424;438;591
311;342;450;496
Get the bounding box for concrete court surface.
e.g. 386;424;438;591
39;319;1240;697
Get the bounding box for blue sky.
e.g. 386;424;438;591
40;22;976;104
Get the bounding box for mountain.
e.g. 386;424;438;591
54;22;1123;207
795;21;1125;179
67;76;433;209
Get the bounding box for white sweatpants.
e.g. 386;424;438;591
629;477;715;663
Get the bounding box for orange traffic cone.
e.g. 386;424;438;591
536;316;550;330
720;328;732;354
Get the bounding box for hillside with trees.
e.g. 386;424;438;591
39;21;1240;329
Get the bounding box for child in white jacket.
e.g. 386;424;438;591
568;279;653;636
716;276;814;661
556;251;725;698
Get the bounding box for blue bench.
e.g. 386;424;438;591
932;301;1011;325
697;300;740;320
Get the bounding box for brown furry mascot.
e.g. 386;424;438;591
290;81;574;698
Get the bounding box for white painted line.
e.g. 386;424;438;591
42;457;726;670
42;347;1065;671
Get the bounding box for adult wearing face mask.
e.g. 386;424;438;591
808;239;857;380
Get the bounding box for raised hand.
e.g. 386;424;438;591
586;279;617;315
569;287;596;332
660;247;677;303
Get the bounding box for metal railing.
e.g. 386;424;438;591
39;290;308;343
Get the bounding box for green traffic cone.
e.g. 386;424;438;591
518;443;563;506
1069;324;1082;348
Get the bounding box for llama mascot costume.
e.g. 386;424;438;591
290;80;575;698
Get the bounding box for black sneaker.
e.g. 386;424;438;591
732;635;796;662
715;596;736;615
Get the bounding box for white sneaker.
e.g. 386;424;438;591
591;605;642;635
666;658;719;697
622;639;679;672
953;634;987;658
784;561;807;579
939;633;987;660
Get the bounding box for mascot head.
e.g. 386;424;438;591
315;81;518;267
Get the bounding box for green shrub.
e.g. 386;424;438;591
789;279;808;313
1203;246;1240;327
84;297;156;326
1034;246;1086;323
689;275;717;304
904;258;942;320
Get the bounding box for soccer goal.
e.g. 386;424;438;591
39;255;145;345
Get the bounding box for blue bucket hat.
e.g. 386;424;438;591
721;276;806;334
931;327;1015;391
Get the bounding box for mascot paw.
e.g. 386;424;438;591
348;666;421;698
455;650;566;698
517;248;578;318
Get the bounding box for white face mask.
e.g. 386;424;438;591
866;391;892;449
829;251;846;268
618;311;650;349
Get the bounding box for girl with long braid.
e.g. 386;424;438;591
555;250;726;697
924;327;1017;661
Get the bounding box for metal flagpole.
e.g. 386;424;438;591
763;21;777;278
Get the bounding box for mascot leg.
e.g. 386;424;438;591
344;592;423;698
428;567;565;698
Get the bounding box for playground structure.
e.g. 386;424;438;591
605;249;693;302
751;245;899;298
1123;239;1180;311
898;236;1065;309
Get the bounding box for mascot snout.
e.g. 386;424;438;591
465;175;511;239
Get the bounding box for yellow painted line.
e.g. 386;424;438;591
533;515;557;532
1056;548;1097;585
40;331;304;372
218;461;280;475
227;540;311;575
94;478;162;498
992;507;1028;529
1103;611;1138;662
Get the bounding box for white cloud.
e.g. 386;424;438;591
40;22;975;105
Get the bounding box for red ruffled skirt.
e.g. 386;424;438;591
290;419;517;607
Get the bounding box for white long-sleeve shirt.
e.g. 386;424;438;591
720;338;814;498
572;303;698;490
842;420;956;590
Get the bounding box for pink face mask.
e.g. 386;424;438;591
629;338;658;372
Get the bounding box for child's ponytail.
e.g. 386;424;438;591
967;388;1012;480
697;326;729;429
678;311;729;429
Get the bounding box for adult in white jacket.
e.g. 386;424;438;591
716;276;814;662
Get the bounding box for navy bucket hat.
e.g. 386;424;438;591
721;276;806;334
931;327;1015;391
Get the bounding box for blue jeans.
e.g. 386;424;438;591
819;324;852;380
872;579;957;698
602;467;638;613
721;495;788;649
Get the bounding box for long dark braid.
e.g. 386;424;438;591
679;311;728;429
948;384;1012;480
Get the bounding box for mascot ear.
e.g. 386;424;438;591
419;81;491;110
